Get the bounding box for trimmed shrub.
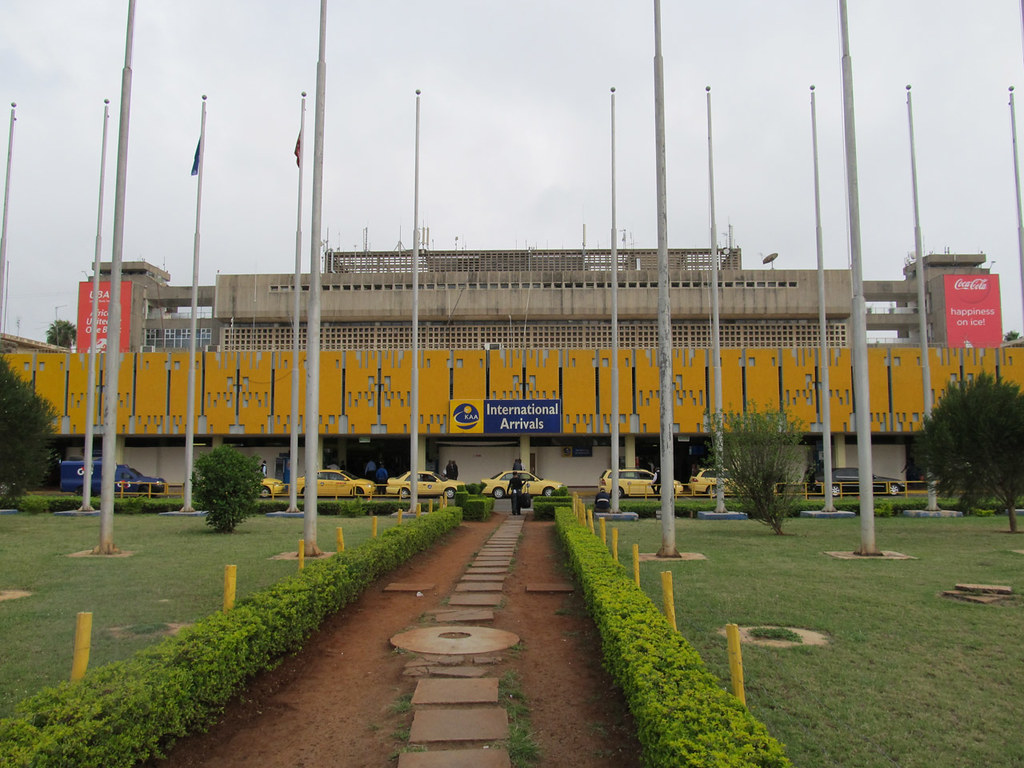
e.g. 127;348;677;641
192;447;261;533
462;496;493;521
555;507;791;768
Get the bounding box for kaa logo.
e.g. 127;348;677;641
451;402;481;430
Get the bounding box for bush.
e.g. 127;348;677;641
464;483;483;495
12;496;49;514
462;496;493;521
192;447;261;533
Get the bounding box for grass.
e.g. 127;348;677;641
0;511;399;718
611;515;1024;768
498;670;540;766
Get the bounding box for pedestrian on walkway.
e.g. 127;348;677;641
445;459;459;481
375;463;389;496
508;471;524;516
512;457;523;471
364;458;377;480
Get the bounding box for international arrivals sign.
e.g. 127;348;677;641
449;399;562;434
944;274;1002;348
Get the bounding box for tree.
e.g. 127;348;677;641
0;356;57;507
917;373;1024;533
45;319;77;348
1004;330;1021;343
713;405;806;535
192;446;262;533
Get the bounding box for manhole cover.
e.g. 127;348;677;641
391;625;519;655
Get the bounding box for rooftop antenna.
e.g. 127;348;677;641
762;252;779;268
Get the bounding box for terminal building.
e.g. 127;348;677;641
10;246;1014;489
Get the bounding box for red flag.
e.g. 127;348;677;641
294;135;301;167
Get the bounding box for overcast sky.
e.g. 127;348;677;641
2;1;1023;342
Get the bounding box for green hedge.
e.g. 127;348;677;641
462;495;494;521
554;507;791;768
0;508;463;767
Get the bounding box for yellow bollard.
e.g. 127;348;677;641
298;539;305;570
372;516;378;538
398;507;404;525
70;611;92;681
429;500;434;514
660;571;677;632
726;623;746;706
599;516;607;544
415;503;421;518
612;527;619;563
223;564;237;612
632;543;640;586
336;526;345;553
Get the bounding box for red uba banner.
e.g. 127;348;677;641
76;281;133;353
944;274;1002;348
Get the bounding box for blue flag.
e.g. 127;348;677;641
191;140;200;176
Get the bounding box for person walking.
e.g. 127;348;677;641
364;458;377;480
512;457;523;471
260;459;268;477
375;463;389;496
445;459;459;481
508;471;525;516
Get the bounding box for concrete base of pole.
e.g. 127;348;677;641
902;509;962;518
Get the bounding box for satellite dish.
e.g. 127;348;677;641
762;252;779;266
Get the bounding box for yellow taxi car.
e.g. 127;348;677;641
295;469;375;497
260;477;288;498
597;468;685;498
386;470;463;499
688;468;731;496
480;470;565;499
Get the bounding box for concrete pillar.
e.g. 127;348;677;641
834;434;847;467
624;435;636;470
519;435;531;473
113;435;126;463
417;434;427;470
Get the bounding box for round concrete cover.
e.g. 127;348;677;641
390;625;520;655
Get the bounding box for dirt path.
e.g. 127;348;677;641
150;510;642;767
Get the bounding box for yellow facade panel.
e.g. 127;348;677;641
719;349;745;414
634;349;660;433
742;350;780;412
343;350;380;434
562;350;597;432
889;349;926;433
487;349;521;400
132;353;169;434
380;350;411;433
780;348;818;427
452;351;486;400
268;352;305;433
827;349;854;432
203;353;239;434
31;354;67;420
525;349;560;400
674;349;705;433
418;351;450;434
64;354;92;432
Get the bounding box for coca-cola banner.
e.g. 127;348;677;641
76;281;133;353
944;274;1002;348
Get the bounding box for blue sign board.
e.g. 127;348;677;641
482;399;562;434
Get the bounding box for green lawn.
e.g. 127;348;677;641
0;512;396;718
615;516;1024;768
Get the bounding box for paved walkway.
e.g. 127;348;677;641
388;514;573;766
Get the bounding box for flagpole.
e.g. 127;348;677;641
288;92;306;514
410;89;422;517
810;86;836;513
181;95;206;513
706;86;726;514
304;0;327;556
98;0;137;554
652;0;677;556
80;99;111;512
0;102;15;336
1011;87;1024;344
905;85;939;512
610;86;620;512
838;0;878;555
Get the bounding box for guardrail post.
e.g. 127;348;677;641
660;571;677;631
726;623;746;706
223;564;237;611
70;612;92;681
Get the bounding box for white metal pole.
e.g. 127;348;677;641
810;86;836;513
303;0;327;556
838;0;877;554
288;92;306;513
410;89;421;516
610;86;620;512
0;102;15;337
905;85;938;512
181;95;207;513
98;0;136;554
707;86;726;514
1011;88;1024;344
80;99;110;512
653;0;677;555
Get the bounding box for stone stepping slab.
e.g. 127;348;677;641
466;567;508;575
473;559;512;566
525;583;574;593
461;574;506;582
430;609;495;623
412;677;499;705
384;583;436;592
448;593;502;606
398;748;510;767
455;582;504;592
409;707;508;742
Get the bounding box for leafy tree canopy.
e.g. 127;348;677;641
192;446;262;532
917;372;1024;532
45;319;77;348
713;405;806;535
0;356;57;507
